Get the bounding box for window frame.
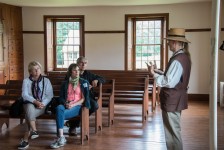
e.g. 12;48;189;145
125;13;169;71
44;15;85;72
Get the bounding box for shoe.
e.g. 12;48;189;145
18;139;29;149
68;127;77;136
30;131;39;139
50;136;67;149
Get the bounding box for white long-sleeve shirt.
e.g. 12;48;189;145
154;50;184;88
22;77;53;106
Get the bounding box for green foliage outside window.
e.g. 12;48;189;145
55;22;80;65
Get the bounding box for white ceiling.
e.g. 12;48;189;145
0;0;211;7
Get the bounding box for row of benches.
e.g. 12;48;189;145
0;70;158;145
47;70;159;122
47;70;159;112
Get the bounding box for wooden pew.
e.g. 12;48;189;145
50;78;103;134
113;76;149;122
100;79;115;126
89;70;159;112
47;70;155;121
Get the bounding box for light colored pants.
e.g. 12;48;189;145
162;110;183;150
23;103;46;121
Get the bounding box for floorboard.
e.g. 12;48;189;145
0;100;223;150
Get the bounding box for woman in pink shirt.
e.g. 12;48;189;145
50;63;90;149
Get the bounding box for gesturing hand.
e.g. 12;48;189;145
146;61;155;76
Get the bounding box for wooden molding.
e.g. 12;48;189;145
186;28;224;32
186;28;211;32
22;28;223;34
23;31;44;34
188;94;209;101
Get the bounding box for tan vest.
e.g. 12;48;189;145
160;52;191;112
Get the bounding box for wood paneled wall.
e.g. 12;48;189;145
0;3;23;83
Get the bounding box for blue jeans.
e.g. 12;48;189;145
55;104;81;129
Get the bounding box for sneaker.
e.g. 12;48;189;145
18;139;29;149
50;136;67;149
68;127;77;136
30;131;39;139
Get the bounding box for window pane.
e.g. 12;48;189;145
135;20;162;69
149;21;154;28
136;21;143;29
55;21;81;68
155;37;161;44
155;21;161;28
155;29;161;36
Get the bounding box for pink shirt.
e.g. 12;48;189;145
67;83;82;103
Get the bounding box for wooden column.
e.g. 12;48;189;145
209;0;221;149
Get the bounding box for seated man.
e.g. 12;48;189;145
66;56;105;135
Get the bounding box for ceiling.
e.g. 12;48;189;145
0;0;211;7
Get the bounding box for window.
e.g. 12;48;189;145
44;16;84;71
125;14;169;71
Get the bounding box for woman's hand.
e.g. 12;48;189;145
65;98;84;109
66;99;84;109
34;100;45;109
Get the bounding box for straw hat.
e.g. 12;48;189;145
164;28;190;43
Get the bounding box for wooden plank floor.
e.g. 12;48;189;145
0;100;224;150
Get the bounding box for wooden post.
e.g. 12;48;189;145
209;0;221;149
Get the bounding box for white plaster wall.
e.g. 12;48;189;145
22;2;223;94
23;34;45;77
85;34;124;70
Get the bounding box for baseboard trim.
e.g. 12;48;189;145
188;94;209;101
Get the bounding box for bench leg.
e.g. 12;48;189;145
108;95;114;126
81;107;89;145
0;118;9;132
157;87;161;105
95;97;102;133
142;91;149;123
152;82;157;112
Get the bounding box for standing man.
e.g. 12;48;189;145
66;56;105;135
148;28;191;150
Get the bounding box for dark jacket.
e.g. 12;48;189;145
80;70;105;99
160;53;191;112
58;78;91;109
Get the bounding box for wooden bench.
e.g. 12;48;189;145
48;77;103;133
0;79;103;145
89;70;159;112
99;79;115;126
47;75;115;127
114;77;149;122
47;73;116;126
47;71;154;122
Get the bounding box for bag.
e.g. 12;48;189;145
9;97;24;118
48;97;60;114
